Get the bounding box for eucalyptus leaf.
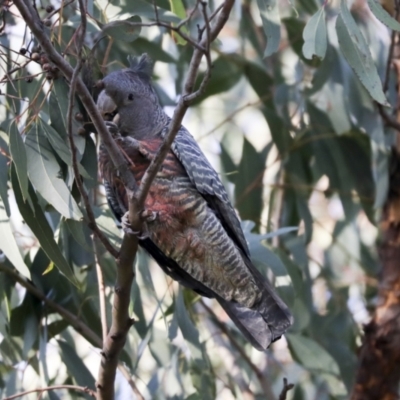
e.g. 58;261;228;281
336;1;389;106
169;0;188;45
0;199;31;279
367;0;400;31
11;165;77;285
24;122;83;220
41;119;91;179
0;153;10;216
256;0;281;57
286;333;341;375
58;340;96;390
4;120;29;202
101;16;142;42
302;7;327;60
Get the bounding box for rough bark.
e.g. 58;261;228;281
351;149;400;400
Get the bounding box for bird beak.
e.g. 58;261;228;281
97;90;119;124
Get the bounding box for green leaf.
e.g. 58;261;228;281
0;198;31;279
58;340;96;389
169;0;188;45
49;79;86;157
101;16;142;42
175;291;215;398
302;7;327;60
11;165;77;285
0;153;10;216
5;121;29;202
127;37;177;63
176;291;202;360
234;139;270;226
243;60;274;105
24;122;83;220
192;57;243;104
64;219;93;252
367;0;400;31
119;0;181;23
256;0;281;57
286;333;340;375
336;1;389;106
41;119;91;179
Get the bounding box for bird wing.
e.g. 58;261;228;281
161;125;250;257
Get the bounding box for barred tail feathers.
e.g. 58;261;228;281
217;259;293;351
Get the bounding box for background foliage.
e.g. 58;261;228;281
0;0;396;398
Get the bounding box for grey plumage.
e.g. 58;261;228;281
97;54;293;350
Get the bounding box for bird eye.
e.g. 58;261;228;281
128;93;134;101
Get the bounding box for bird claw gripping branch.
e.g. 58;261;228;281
97;54;293;350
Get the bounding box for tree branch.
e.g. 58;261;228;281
0;262;102;347
65;0;119;258
3;384;96;400
278;378;294;400
96;233;137;400
0;261;144;399
12;0;139;197
13;2;235;400
136;0;234;209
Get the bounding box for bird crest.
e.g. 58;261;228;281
127;53;153;81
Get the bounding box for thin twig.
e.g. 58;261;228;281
117;365;145;400
47;0;76;19
65;0;119;258
13;0;139;198
0;262;102;346
136;0;234;209
3;384;96;400
378;103;400;131
0;261;144;399
278;378;294;400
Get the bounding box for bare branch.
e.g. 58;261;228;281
3;384;96;400
64;0;119;258
378;103;400;131
12;0;139;197
0;262;102;347
0;261;144;399
278;378;294;400
93;235;109;343
12;3;141;399
96;233;138;400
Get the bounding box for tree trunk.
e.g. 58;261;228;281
351;149;400;400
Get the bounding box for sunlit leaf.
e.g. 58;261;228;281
336;0;389;106
367;0;400;31
101;16;142;42
24;122;83;220
58;340;96;389
256;0;281;57
11;165;77;285
0;199;30;278
0;153;10;216
286;333;340;375
302;7;327;60
4;120;29;202
169;0;188;45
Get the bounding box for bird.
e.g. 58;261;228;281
97;54;293;350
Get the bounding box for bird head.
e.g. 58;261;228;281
97;54;165;138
